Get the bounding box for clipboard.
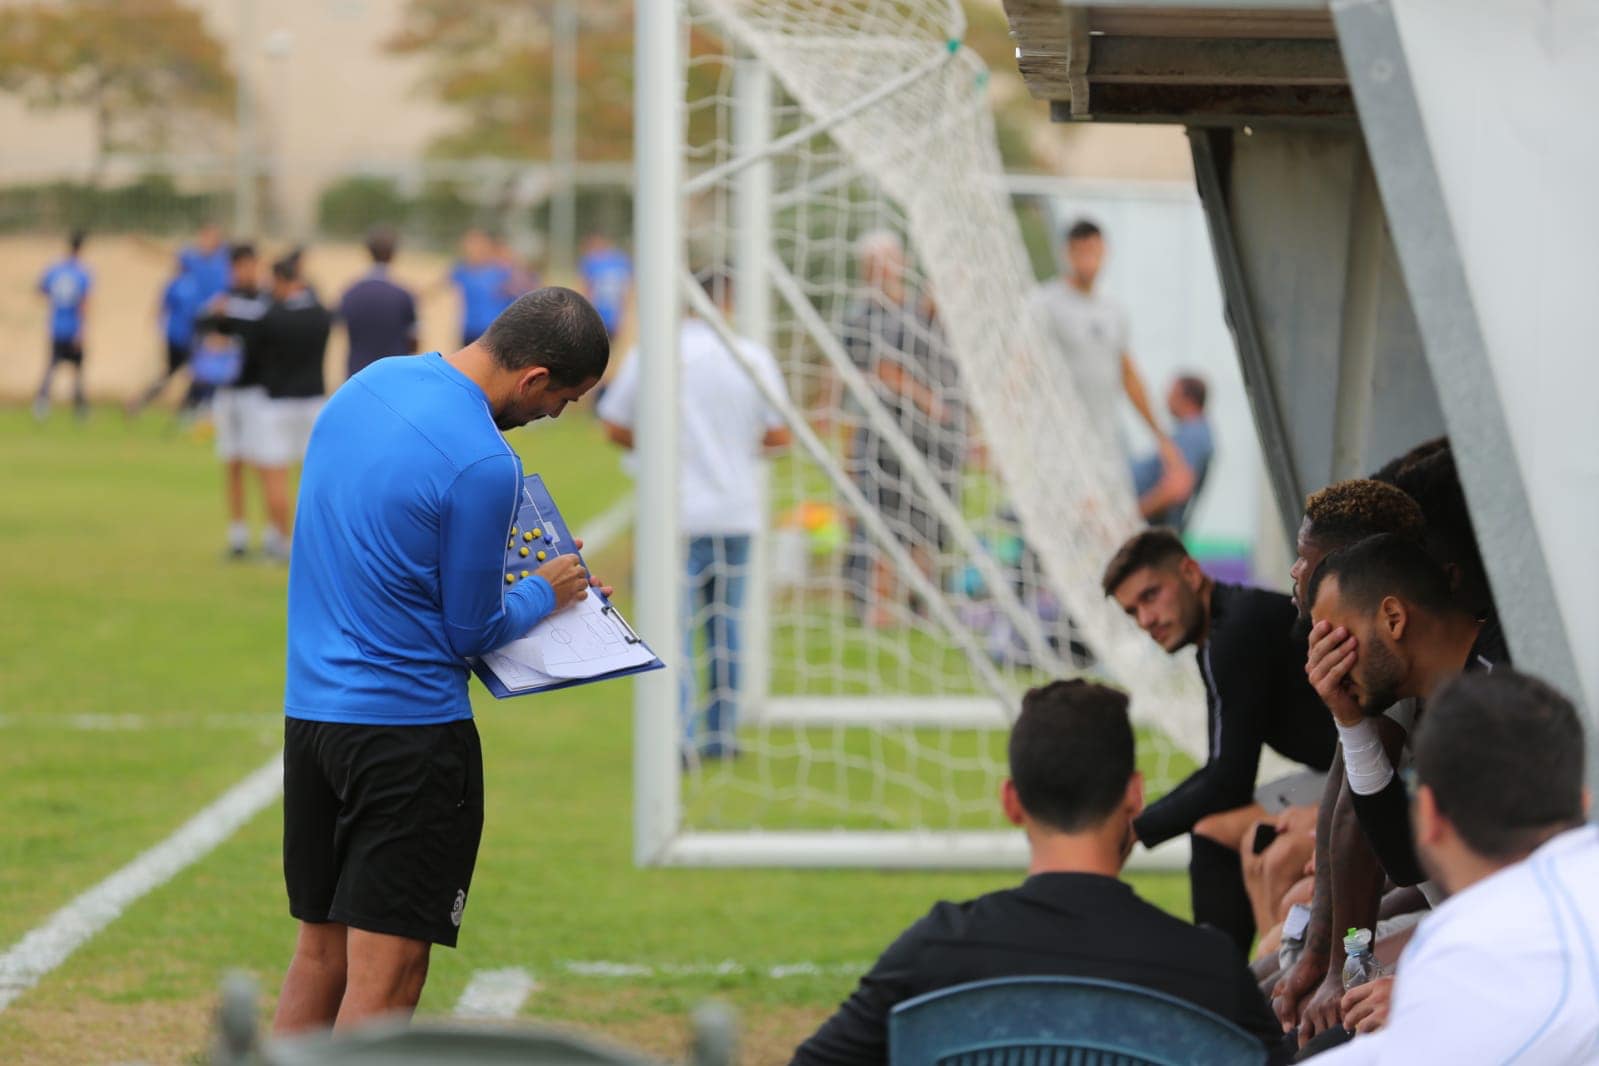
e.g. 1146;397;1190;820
471;474;662;698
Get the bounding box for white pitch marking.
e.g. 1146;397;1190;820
66;713;147;731
0;495;635;1015
0;751;283;1013
562;960;867;980
571;494;635;558
454;967;538;1018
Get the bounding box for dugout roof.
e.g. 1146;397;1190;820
1004;0;1599;786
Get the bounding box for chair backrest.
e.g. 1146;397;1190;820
888;976;1267;1066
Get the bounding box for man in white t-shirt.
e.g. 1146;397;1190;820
1027;219;1173;466
597;271;792;760
1317;669;1597;1064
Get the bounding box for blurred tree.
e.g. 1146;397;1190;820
387;0;635;161
0;0;234;182
386;0;1043;170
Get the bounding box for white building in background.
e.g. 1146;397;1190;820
0;0;454;231
1017;176;1284;584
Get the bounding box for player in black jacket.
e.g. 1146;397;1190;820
790;680;1285;1066
195;244;271;558
248;250;333;561
1103;529;1335;954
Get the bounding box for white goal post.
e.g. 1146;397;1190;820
631;0;1205;870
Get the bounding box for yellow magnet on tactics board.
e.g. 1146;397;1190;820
532;527;543;538
536;550;547;562
523;531;535;542
519;546;530;557
520;570;530;578
511;526;519;536
505;573;515;584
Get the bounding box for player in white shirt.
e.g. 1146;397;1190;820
597;270;792;760
1026;219;1175;469
1319;669;1598;1064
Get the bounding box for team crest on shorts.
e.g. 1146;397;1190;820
450;889;466;927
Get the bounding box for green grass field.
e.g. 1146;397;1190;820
0;406;1188;1065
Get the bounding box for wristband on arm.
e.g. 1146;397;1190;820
1337;719;1394;795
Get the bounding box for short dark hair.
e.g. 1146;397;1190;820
1065;219;1102;243
1174;374;1207;410
1010;680;1135;833
1391;448;1491;614
1303;479;1426;549
482;286;610;387
272;247;303;282
1371;435;1449;485
1101;528;1188;597
68;229;86;253
365;225;398;264
1415;670;1586;861
229;242;257;264
1307;532;1457;618
694;267;732;304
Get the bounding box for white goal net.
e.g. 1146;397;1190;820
632;0;1205;867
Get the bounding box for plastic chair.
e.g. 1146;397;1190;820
212;972;737;1066
888;976;1267;1066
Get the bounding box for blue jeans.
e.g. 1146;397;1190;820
681;534;751;758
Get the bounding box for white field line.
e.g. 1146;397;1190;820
454;967;539;1018
0;494;634;1015
0;751;283;1013
562;960;868;980
0;713;292;732
572;494;635;558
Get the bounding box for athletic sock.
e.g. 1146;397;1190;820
227;522;250;552
262;527;290;560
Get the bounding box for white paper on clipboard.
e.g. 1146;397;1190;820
480;593;656;690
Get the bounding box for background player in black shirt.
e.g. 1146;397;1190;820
1102;529;1335;955
789;680;1281;1066
250;251;333;561
195;244;271;558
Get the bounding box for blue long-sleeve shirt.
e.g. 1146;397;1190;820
284;352;555;725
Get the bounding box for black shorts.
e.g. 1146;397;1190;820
166;340;192;374
283;717;484;947
50;339;83;365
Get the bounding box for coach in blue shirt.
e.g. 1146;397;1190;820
272;286;610;1034
338;225;418;379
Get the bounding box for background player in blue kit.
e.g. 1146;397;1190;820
128;256;207;418
578;233;633;340
447;228;514;347
33;230;92;422
180;221;231;306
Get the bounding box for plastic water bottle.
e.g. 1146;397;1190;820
1341;927;1381;991
1279;903;1311;972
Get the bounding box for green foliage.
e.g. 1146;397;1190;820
315;176;410;239
0;0;234;175
387;0;635;161
1014;194;1062;282
0;173;222;234
411;181;481;247
313;176;484;251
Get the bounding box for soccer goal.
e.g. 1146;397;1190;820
630;0;1207;869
